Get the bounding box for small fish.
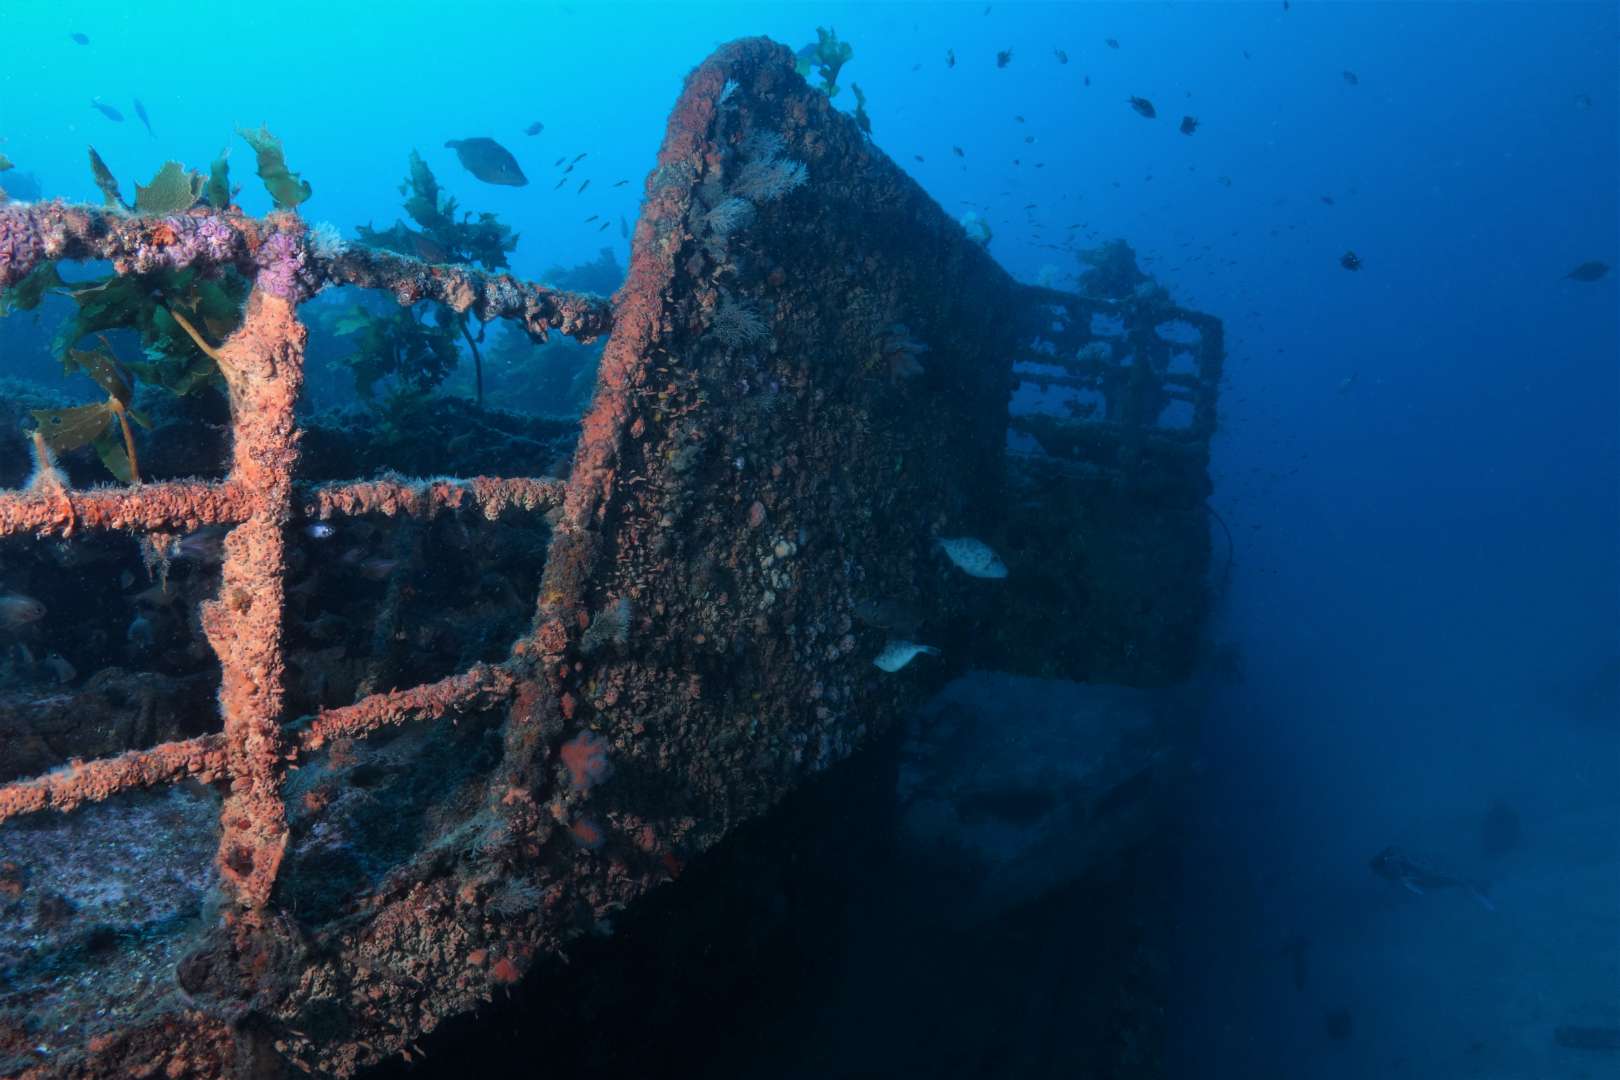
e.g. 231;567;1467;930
554;156;566;166
1053;49;1068;64
946;48;956;68
90;98;124;123
585;213;599;223
170;526;228;562
1339;250;1362;271
1369;846;1493;910
612;178;628;187
1320;194;1335;205
873;640;941;673
913;154;925;163
1105;38;1119;49
358;557;400;581
619;215;629;238
70;32;90;45
1084;74;1091;87
1218;175;1233;187
444;137;528;186
1128;96;1156;119
598;220;611;231
305;522;336;540
936;536;1008;579
1342;70;1359;86
952;145;965;157
126;614;155;650
1337;372;1359;394
524;121;545;136
1014;114;1025;123
41;652;76;686
1564;260;1610;282
996;49;1012;68
0;593;46;631
572;152;588;163
1574;92;1592;111
1180;115;1199;135
1243;49;1251;60
554;176;568;190
578;178;590;194
1282;0;1291;9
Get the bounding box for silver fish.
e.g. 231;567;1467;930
0;593;46;630
873;640;940;672
1370;846;1494;910
937;536;1008;579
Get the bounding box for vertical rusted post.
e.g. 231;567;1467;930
199;275;306;913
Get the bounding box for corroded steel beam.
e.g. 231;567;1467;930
0;733;230;822
295;663;517;752
301;475;567;523
0;480;244;538
0;201;612;342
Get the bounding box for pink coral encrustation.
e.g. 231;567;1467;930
254;227;319;302
0;206;45;290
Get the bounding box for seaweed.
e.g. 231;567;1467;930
330;300;462;400
356;151;517;271
238;124;311;210
29;338;149;483
795;26;854;98
87;146;130;210
205;150;235;210
851;83;871;135
134;161;206;215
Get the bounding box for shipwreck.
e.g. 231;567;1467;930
0;39;1223;1078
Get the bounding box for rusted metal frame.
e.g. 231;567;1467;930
0;733;231;824
0;201;612;344
0;480;245;538
300;475;567;524
293;662;518;753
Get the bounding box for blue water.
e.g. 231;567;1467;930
2;2;1616;1077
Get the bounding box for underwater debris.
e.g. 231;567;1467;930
90;98;123;123
937;536;1007;579
1564;259;1609;282
1339;250;1362;271
873;640;940;672
444;136;528;186
1128;96;1156;119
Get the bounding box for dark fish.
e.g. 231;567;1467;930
554;176;567;190
952;145;965;157
584;214;599;222
612;178;628;187
1281;935;1309;992
946;48;956;68
1014;114;1025;123
134;98;154;137
554;155;566;166
1342;70;1359;86
577;178;590;194
70;32;89;45
524;121;545;136
1339;250;1361;270
996;49;1012;68
1180;115;1199;135
1369;846;1493;910
1128;96;1156;119
619;215;628;238
1565;260;1610;282
1283;0;1291;9
572;152;587;162
1024;135;1035;143
1105;38;1119;49
1084;74;1091;87
911;63;921;72
90;98;123;122
1320;194;1335;205
1324;1009;1350;1042
444;137;528;186
1053;48;1068;64
913;154;925;162
1574;92;1592;110
1243;49;1251;60
598;220;610;232
1218;175;1233;187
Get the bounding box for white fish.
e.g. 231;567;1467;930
873;640;940;672
936;536;1008;579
